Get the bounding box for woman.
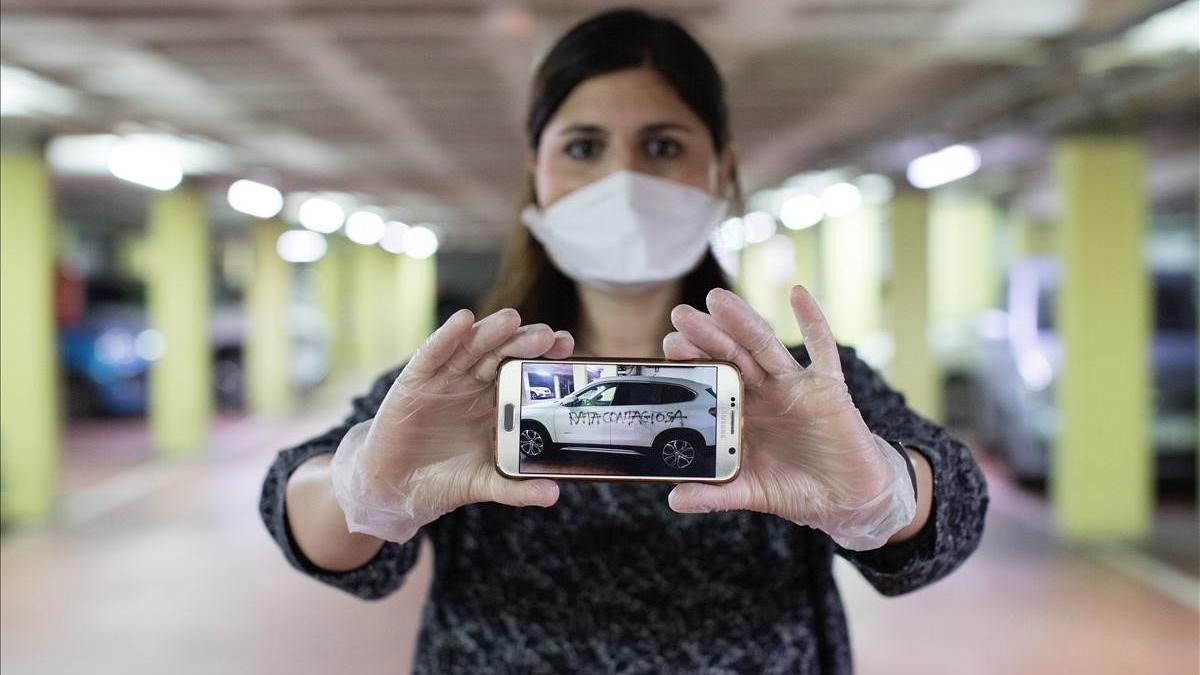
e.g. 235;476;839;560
261;9;987;673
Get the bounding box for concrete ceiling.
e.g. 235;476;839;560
0;0;1191;249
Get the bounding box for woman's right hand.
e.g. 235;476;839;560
330;308;574;543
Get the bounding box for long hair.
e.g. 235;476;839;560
477;8;743;336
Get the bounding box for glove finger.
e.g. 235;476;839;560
669;304;769;387
543;331;575;360
706;288;799;376
445;308;523;377
404;308;475;380
789;285;843;376
476;471;560;509
668;475;758;514
662;331;711;360
471;323;557;382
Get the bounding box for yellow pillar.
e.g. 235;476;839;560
350;245;394;370
145;187;213;457
929;193;1000;327
0;151;60;525
739;228;818;347
394;253;437;361
818;206;884;345
1053;136;1151;539
313;235;348;378
1010;213;1057;259
245;219;294;416
886;190;941;421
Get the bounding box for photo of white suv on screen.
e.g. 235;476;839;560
518;364;718;477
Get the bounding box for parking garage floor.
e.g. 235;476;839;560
2;389;1197;675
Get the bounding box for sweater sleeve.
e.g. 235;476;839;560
796;344;989;596
258;364;424;601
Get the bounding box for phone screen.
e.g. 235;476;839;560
517;361;721;479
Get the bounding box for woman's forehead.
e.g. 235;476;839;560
544;68;703;134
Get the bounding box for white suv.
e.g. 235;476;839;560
520;376;717;469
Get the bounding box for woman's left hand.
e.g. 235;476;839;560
663;286;916;550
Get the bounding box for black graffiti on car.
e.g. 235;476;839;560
567;409;687;427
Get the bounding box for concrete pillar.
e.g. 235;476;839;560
739;227;819;348
0;151;60;524
245;219;294;416
886;190;940;421
350;245;392;371
145;187;213;457
1010;213;1057;259
819;205;885;346
929;193;1000;328
1053;136;1151;539
393;253;437;362
312;235;349;377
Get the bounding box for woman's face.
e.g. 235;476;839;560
532;67;733;208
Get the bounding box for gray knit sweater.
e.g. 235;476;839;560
260;345;988;674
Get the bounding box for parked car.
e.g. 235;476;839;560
59;278;329;417
975;257;1197;482
527;386;554;400
520;376;717;469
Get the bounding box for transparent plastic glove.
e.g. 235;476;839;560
662;286;916;550
330;308;574;543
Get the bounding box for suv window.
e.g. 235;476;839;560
613;382;660;406
658;385;697;404
575;383;617;406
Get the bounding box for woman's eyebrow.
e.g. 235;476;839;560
639;122;697;135
558;123;608;136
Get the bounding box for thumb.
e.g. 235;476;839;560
668;479;753;514
479;473;561;509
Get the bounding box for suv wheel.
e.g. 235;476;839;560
519;424;549;457
658;435;696;469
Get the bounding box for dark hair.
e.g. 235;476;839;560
526;8;730;153
478;8;739;343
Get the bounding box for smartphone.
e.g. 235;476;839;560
495;357;743;483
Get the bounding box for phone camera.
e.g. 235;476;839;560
728;447;736;455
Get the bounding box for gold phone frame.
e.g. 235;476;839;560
495;356;743;484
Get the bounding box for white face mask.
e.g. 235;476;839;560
520;170;728;293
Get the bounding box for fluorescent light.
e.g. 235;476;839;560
906;144;981;189
742;211;777;244
821;182;862;217
227;179;283;219
0;64;79;117
779;194;823;230
108;140;183;191
297;197;344;234
276;230;327;263
345;210;386;245
404;225;439;259
381;220;410;254
719;217;745;252
1124;0;1200;56
48;133;230;176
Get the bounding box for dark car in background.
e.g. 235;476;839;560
59;278;329;417
975;257;1197;483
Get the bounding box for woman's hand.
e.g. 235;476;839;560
662;286;917;550
330;308;574;543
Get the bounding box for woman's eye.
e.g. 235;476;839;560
564;138;601;160
646;137;682;159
